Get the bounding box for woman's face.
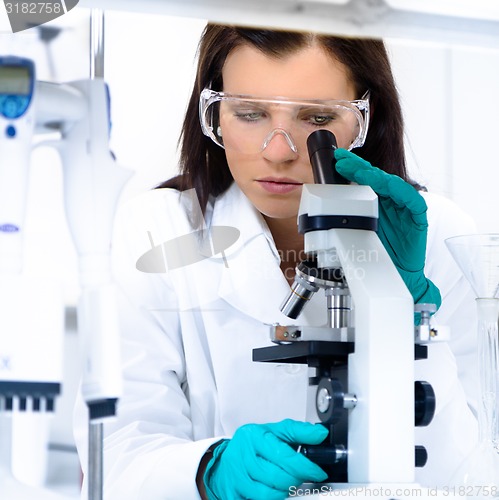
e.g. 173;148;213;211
221;43;357;221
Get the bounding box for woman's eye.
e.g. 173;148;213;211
299;107;342;126
235;111;265;121
310;115;332;125
307;111;342;125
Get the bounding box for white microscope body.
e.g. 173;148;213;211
254;131;448;499
300;182;415;486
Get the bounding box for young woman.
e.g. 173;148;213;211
75;23;479;499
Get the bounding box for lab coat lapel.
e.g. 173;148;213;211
209;184;294;326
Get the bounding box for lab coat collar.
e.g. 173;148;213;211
207;183;295;326
205;182;278;261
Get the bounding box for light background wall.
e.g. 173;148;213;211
388;40;499;231
0;5;498;495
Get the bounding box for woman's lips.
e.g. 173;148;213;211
256;177;302;194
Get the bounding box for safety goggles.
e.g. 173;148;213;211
199;88;370;155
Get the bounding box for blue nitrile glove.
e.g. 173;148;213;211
334;148;441;311
203;419;328;500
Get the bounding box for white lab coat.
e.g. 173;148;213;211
74;182;479;499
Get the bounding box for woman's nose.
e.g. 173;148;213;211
261;128;299;162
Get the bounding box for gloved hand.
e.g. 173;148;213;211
203;419;328;500
334;148;441;311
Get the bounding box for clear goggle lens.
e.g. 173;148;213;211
199;89;370;155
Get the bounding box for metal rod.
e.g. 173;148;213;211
88;421;103;500
87;12;105;500
90;9;105;79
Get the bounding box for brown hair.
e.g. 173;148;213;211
159;23;418;211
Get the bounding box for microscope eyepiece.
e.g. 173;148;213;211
307;130;348;185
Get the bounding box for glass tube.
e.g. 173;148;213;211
445;233;499;494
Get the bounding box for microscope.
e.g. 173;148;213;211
253;130;439;494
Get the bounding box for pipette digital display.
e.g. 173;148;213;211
0;57;34;122
0;66;30;94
